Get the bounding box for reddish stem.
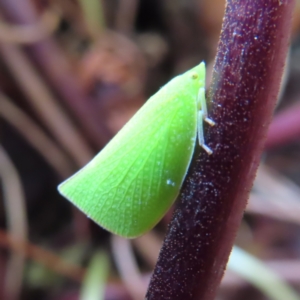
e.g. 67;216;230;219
266;101;300;149
146;0;295;299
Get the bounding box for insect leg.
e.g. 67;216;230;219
198;87;215;126
198;110;213;155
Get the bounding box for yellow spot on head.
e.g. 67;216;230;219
191;72;198;80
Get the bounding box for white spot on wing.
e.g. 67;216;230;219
166;179;175;187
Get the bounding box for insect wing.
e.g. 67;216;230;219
59;74;199;238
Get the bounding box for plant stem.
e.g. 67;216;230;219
146;0;295;299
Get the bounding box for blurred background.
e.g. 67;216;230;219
0;0;300;299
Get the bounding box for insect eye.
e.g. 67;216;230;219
191;72;198;80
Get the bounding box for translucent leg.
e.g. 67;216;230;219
198;111;213;155
198;87;215;126
197;87;215;154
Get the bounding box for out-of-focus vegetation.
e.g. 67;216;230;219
0;0;300;299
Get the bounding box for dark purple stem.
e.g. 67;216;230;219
146;0;294;299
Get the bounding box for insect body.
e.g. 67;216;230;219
58;62;214;238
